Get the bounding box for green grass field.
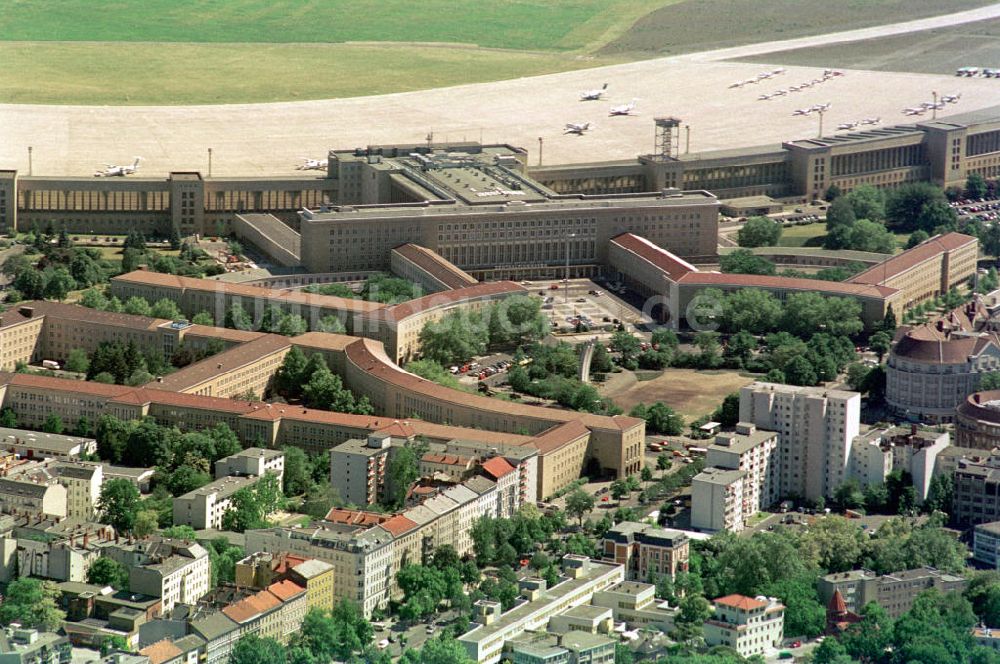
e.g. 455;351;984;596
777;223;827;247
0;0;992;105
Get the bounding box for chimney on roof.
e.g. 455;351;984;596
18;307;34;318
911;424;918;436
84;532;89;548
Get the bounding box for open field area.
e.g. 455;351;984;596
0;0;996;105
599;368;754;421
600;0;997;56
0;0;669;51
0;43;617;106
738;16;1000;76
777;223;826;248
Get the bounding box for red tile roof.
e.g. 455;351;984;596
114;270;384;313
531;421;590;454
267;578;306;601
848;232;976;285
828;589;848;614
680;271;897;298
421;453;472;467
149;334;291;392
379;514;419;538
481;456;516;479
0;372;134;398
610;233;698;281
222;589;282;624
392;244;478;290
139;639;182;664
378;281;526;323
714;594;768;611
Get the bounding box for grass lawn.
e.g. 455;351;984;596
599;0;996;56
0;0;669;51
0;42;626;105
737;16;1000;77
777;223;827;248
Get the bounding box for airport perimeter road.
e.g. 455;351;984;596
3;4;1000;177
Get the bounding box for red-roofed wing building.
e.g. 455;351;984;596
267;579;307;641
481;456;519;517
705;594;785;658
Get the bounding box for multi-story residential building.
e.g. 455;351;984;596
329;433;393;506
265;579;308;643
850;425;949;502
221;588;284;643
188;611;240;664
214;448;284;482
172;475;263;530
9;461;103;521
691;467;747;533
0;628;71;664
104;538;211;613
457;556;625;664
234;552;336;612
704;594;785;659
817;567;967;618
0;477;67;519
481;456;519;518
955;453;1000;527
705;423;778;514
739;382;861;501
887;300;1000;423
599;522;689;582
974;522;1000;569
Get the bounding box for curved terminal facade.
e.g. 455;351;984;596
956;391;1000;449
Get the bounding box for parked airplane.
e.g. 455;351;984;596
94;157;141;177
772;67;786;75
296;158;328;171
772;89;787;96
579;84;608;101
861;117;881;125
758;93;772;101
837;121;858;131
903;107;926;116
728;80;745;89
942;93;962;103
811;102;832;112
563;122;592;135
609;99;638;116
792;108;813;116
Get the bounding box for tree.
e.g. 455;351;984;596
290;603;374;662
737;216;782;247
801;517;864;573
302;365;372;414
314;315;346;333
610;479;630;502
846;184;885;222
150;298;182;320
720;249;776;275
630;402;684;435
566;489;596;526
230;635;287;664
221;473;282;533
610;331;641;368
656;453;672;472
488;295;547;347
826;197;857;230
65;348;90;374
98;479;140;533
0;578;65;632
671;594;712;646
282;446;312;496
848;218;896;254
870;330;891;362
419;311;488;365
133;509;160;538
721;288;782;334
123;296;152;317
416;635;475;664
968;172;989;200
87;557;129;590
711;393;740;428
275;345;308;398
925;473;954;515
386;446;420;508
824;184;843;201
42;413;64;434
42;267;76;301
783;355;817;386
906;229;930;249
225;303;253;331
0;408;16;429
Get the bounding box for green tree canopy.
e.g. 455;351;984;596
737;217;783;247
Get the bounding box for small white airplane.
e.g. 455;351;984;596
772;67;786;75
757;72;773;80
837;121;859;131
609;99;638;116
903;107;926;116
772;89;787;96
758;93;772;101
728;80;745;89
579;84;608;101
296;158;328;171
942;93;962;103
792;108;813;116
94;157;141;177
788;85;801;92
811;102;832;112
745;77;758;84
811;78;824;85
861;117;881;125
920;100;945;110
563;122;592;135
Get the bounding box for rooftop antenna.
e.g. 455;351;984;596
426;132;434;151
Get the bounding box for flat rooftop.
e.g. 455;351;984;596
0;427;95;453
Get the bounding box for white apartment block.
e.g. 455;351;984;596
691;468;746;533
214;448;284;483
739;382;860;501
706;423;778;514
704;594;785;658
49;461;103;521
975;522;1000;569
457;556;625;664
850;425;949;503
173;475;261;530
105;537;211;613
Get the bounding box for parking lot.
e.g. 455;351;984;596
523;277;651;337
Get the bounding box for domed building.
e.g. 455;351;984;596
956;390;1000;449
886;301;1000;423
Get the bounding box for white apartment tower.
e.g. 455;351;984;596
739;382;860;502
